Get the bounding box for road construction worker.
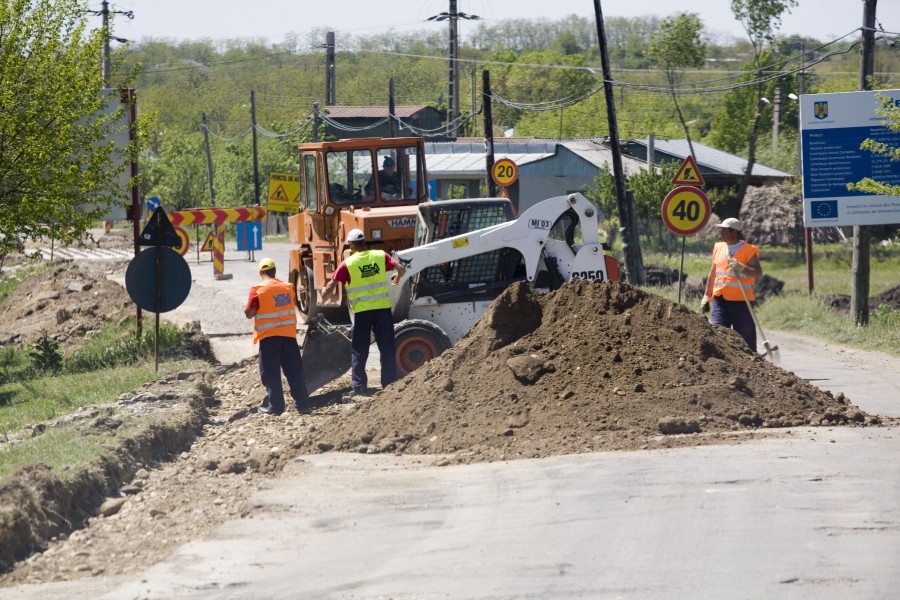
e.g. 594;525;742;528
244;257;312;415
701;217;763;352
322;228;406;397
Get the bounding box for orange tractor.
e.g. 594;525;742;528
287;137;429;323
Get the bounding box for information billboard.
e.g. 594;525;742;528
800;89;900;227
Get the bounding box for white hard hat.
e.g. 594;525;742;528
347;228;365;243
716;217;742;232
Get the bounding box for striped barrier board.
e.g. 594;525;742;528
167;206;266;227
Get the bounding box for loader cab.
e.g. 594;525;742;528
411;198;525;302
297;138;427;213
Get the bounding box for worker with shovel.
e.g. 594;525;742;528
701;218;763;352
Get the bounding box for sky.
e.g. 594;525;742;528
109;0;900;47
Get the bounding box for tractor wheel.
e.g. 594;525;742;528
296;265;319;325
394;319;452;377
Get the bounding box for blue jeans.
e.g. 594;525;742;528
350;307;397;392
710;296;757;352
258;336;309;412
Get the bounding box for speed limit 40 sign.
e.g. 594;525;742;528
661;186;711;236
491;158;518;187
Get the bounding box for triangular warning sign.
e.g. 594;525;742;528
200;231;215;252
671;155;705;187
139;207;181;247
269;184;288;201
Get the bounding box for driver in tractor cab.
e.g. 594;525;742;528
365;156;403;199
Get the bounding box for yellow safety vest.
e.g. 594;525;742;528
251;279;297;344
345;250;391;314
712;241;758;302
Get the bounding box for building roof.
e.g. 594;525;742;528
632;138;791;178
425;138;646;177
321;105;435;118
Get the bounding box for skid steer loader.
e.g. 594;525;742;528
300;192;619;392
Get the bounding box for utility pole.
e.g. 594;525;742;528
448;0;459;138
482;70;497;197
201;112;216;207
799;43;815;296
428;2;479;139
250;91;261;205
592;0;644;284
84;1;133;86
852;0;878;326
312;102;320;142
772;86;781;154
325;32;336;106
389;79;397;138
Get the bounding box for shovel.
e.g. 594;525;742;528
730;262;780;363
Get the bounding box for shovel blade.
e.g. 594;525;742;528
301;326;352;394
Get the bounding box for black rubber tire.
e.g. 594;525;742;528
296;265;319;325
394;319;452;377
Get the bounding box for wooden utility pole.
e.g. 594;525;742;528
852;0;877;326
592;0;644;284
389;79;396;138
250;90;261;205
201;112;216;207
482;70;497;197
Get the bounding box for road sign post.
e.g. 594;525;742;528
661;186;711;304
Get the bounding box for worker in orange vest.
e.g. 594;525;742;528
701;218;763;352
244;257;311;415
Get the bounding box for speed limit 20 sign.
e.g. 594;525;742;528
491;158;518;187
661;186;711;236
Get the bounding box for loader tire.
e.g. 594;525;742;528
296;265;319;325
394;319;452;377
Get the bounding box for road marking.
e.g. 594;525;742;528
26;247;133;261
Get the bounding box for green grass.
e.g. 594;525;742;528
0;358;208;436
642;243;900;357
0;396;196;479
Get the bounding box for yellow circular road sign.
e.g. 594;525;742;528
661;186;711;236
172;226;190;256
491;158;518;187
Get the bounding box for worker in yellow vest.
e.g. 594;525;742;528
322;228;406;397
701;218;763;352
244;257;311;415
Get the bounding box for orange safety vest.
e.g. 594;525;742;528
251;278;297;344
712;241;758;302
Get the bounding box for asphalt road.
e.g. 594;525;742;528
19;242;899;600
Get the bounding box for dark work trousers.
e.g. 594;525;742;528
710;296;757;352
258;335;310;412
350;307;397;392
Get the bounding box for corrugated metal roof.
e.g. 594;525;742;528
425;138;647;177
558;139;647;175
322;105;433;118
634;138;791;177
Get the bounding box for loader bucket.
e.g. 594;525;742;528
300;325;352;394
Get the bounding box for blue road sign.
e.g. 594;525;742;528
146;196;161;213
236;221;263;251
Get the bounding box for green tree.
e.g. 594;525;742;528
0;0;134;244
729;0;798;208
645;13;706;161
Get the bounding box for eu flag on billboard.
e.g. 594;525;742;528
811;200;838;219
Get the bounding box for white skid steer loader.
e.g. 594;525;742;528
300;192;619;391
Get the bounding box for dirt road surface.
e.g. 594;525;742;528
3;242;899;599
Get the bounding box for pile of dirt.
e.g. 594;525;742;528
302;280;877;464
825;283;900;314
0;261;133;349
736;184;844;246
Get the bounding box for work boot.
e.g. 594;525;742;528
257;405;283;416
295;402;312;415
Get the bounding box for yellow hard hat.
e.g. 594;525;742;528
258;257;276;271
